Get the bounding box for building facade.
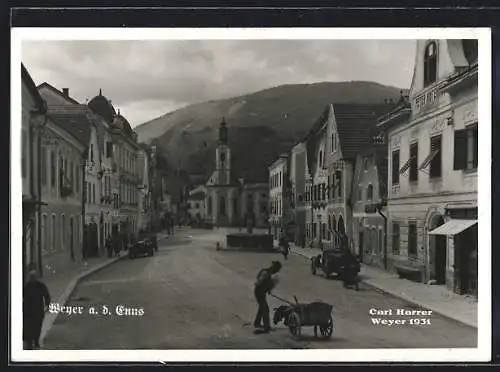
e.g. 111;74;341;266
268;154;288;238
26;77;88;275
379;39;478;296
289;142;307;247
351;140;389;269
21;64;48;277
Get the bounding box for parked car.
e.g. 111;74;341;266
137;232;158;252
129;238;154;259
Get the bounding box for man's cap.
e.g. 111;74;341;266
271;261;282;269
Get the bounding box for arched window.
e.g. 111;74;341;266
367;184;374;201
424;41;438;87
319;151;323;168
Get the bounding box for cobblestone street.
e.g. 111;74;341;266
43;229;477;350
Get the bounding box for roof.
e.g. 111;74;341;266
47;112;93;149
37;82;80;105
113;112;133;135
88;89;116;123
21;63;46;112
332;103;395;160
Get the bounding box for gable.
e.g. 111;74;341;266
38;83;80;106
331;103;394;160
409;39;476;99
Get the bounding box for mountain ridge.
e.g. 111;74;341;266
135;81;404;186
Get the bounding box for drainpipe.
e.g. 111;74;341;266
377;205;388;270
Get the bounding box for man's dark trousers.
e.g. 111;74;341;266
254;288;270;329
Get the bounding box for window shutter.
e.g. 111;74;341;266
453;130;467;170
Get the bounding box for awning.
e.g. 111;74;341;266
428;219;477;236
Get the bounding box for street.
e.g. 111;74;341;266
43;229;477;350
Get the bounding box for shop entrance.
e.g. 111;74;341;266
430;215;447;285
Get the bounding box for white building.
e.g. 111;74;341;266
378;39;478;296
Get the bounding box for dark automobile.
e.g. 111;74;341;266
129;239;154;259
137;232;158;252
311;248;360;279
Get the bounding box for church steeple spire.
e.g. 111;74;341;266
218;117;228;144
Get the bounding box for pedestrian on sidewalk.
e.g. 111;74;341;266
278;236;290;260
106;235;113;258
253;260;282;334
23;266;51;350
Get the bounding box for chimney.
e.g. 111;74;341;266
62;88;69;97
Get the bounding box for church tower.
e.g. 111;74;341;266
214;117;231;185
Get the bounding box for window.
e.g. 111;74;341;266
42;214;47;253
357;186;363;201
52;215;56;251
75;165;80;194
92;183;96;204
90;144;94;162
335;171;342;197
429;135;442;178
408;222;418;257
454;124;478;171
106;141;113;158
392;150;400;185
318;151;323;168
68;160;73;189
363;157;369;172
50;151;56;187
367;184;373;201
392;223;400;255
409;142;419;182
424;41;438;87
61;214;66;250
21;131;27;178
331;132;337;152
312;223;317;238
41;147;47;185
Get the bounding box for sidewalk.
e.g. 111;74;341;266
39;253;127;346
290;245;477;329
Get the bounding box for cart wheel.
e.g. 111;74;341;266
311;259;316;275
319;315;334;339
288;312;302;339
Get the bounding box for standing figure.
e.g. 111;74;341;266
278;236;290;260
253;261;282;334
23;268;51;349
106;235;113;258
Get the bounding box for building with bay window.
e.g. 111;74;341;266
378;39;478;296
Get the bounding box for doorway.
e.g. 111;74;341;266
458;224;478;296
431;215;446;285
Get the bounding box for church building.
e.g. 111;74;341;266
201;119;269;228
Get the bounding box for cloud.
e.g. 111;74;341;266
22;39;416;126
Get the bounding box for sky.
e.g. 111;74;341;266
22;39;416;127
